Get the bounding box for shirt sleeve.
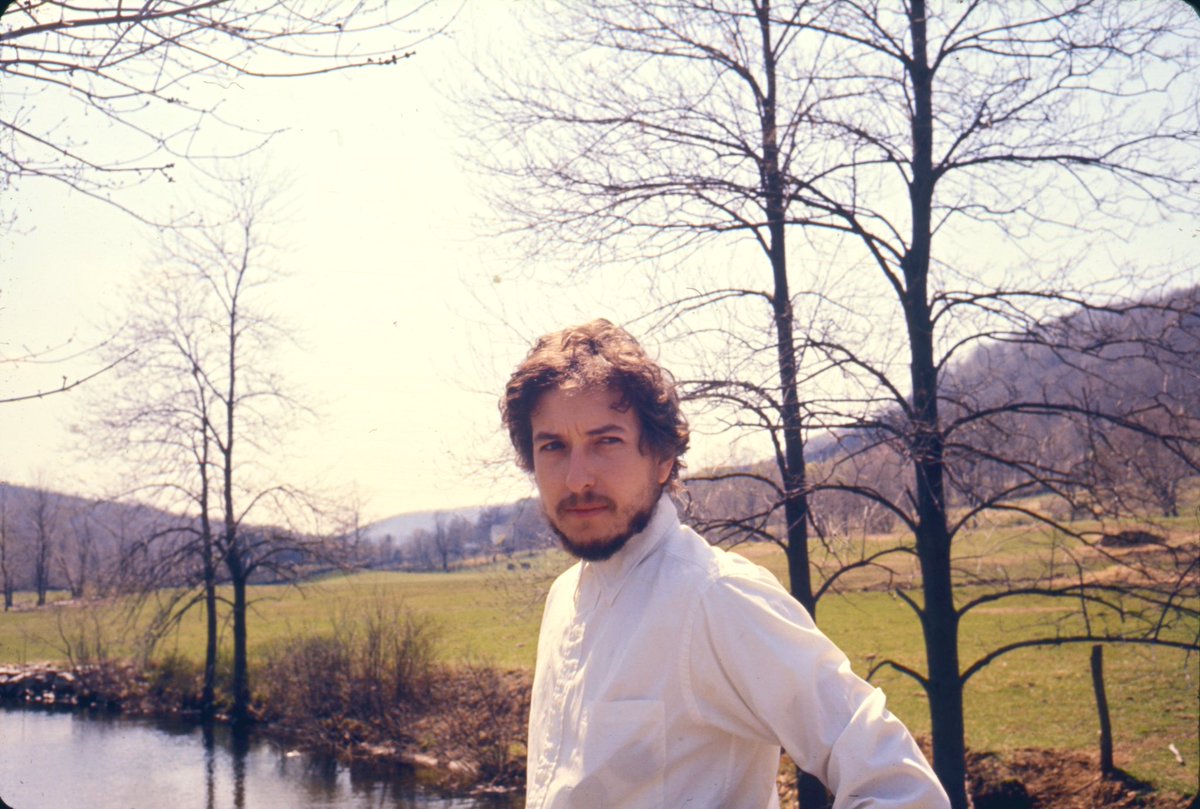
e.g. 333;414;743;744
684;567;950;808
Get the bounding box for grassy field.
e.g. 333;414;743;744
1;530;1196;798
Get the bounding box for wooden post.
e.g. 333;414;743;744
1090;644;1115;775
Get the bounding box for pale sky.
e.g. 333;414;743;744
1;4;1196;525
0;5;700;523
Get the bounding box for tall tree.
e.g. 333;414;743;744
175;176;329;724
474;2;1200;806
764;6;1198;805
474;4;904;804
89;234;232;713
477;0;824;604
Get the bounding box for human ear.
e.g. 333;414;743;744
656;456;674;486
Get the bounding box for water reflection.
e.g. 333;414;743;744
205;722;217;809
0;708;518;809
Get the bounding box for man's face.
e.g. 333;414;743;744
530;385;674;561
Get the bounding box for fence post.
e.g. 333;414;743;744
1090;644;1114;775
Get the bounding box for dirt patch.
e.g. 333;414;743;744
967;748;1195;809
775;747;1196;809
1100;530;1165;549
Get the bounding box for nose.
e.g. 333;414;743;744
564;447;595;494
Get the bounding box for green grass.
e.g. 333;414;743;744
807;591;1198;797
1;540;1195;797
0;553;568;671
743;526;1199;798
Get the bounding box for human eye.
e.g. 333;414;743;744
597;435;624;446
537;439;565;453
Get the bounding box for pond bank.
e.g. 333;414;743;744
0;662;530;798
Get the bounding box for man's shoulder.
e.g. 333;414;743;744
661;526;817;634
663;524;786;594
546;559;583;597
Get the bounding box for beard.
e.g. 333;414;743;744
546;489;661;562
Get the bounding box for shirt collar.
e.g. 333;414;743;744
581;494;678;608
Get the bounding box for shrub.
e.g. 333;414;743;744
257;598;439;730
145;652;203;710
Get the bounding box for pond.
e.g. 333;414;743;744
0;708;520;809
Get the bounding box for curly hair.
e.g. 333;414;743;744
501;319;690;485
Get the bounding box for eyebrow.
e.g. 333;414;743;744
533;423;628;442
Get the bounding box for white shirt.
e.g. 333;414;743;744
525;497;949;809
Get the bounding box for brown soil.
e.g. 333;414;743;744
966;748;1195;809
777;747;1197;809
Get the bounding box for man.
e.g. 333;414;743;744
503;319;949;809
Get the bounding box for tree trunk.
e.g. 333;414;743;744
225;290;247;724
230;565;250;724
904;4;968;806
755;6;822;806
35;547;48;607
917;534;966;808
203;551;218;717
0;508;11;611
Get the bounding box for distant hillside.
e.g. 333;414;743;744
0;476;550;585
0;481;187;598
362;506;483;546
685;285;1200;537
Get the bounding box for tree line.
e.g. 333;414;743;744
355;499;556;573
691;285;1200;539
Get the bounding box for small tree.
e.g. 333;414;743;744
406;528;437;572
87;172;325;722
27;482;58;606
55;503;102;600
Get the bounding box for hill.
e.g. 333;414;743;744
0;481;185;600
362;506;482;545
686;285;1200;538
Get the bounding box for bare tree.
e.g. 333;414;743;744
56;504;98;599
27;480;58;606
473;5;913;803
176;176;335;725
430;513;472;572
476;0;828;589
87;235;229;713
1;0;444;221
766;6;1199;804
85;172;328;722
1083;398;1199;519
473;2;1200;806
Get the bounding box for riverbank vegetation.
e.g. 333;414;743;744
1;598;532;794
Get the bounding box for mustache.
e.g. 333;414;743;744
556;493;614;515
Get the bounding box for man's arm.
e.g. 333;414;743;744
684;569;950;808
